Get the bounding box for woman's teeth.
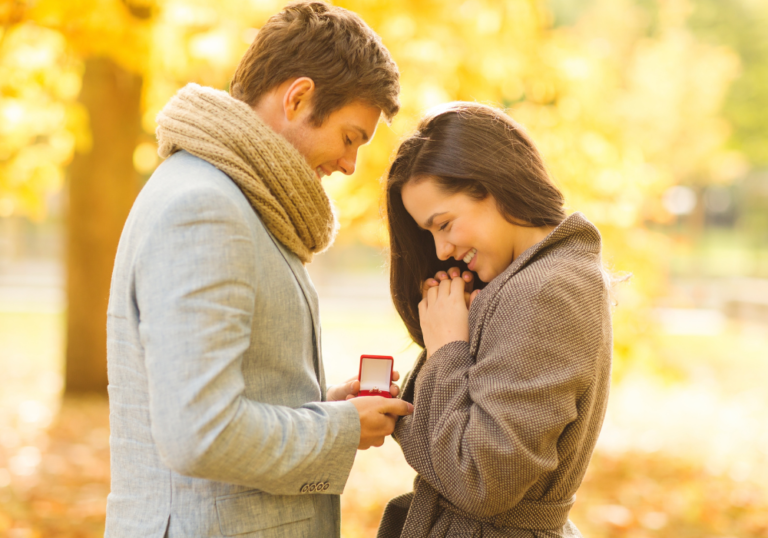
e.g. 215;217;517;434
463;248;477;264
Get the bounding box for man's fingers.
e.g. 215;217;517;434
392;370;400;382
327;378;360;401
379;398;414;416
389;384;400;397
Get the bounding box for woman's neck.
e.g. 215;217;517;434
511;224;556;262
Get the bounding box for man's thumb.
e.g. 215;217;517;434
383;399;414;416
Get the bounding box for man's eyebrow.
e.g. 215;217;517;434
351;126;369;142
422;211;447;230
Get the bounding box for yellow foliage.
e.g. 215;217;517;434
0;22;85;221
0;0;744;370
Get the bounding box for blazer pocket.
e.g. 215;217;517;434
215;490;315;536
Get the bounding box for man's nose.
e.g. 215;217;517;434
338;149;358;175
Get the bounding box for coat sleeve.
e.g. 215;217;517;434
393;261;604;517
134;186;360;495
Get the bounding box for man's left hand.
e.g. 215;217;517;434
327;371;401;401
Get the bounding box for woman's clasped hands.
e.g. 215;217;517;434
419;267;480;359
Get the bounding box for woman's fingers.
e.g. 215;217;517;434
450;275;465;298
421;277;439;299
438;277;452;297
462;271;474;292
469;289;480;308
424;268;474;300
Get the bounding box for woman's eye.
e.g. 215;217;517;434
438;222;449;232
345;136;352;146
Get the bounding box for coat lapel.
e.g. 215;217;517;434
469;212;598;357
263;228;326;395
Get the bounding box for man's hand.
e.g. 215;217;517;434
349;396;413;449
326;371;401;402
422;267;480;309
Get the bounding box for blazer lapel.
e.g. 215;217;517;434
262;229;325;394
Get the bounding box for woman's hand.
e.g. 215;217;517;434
422;267;480;309
326;371;401;401
419;276;470;359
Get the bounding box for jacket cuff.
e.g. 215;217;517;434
416;340;473;392
305;400;359;495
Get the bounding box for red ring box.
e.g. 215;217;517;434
357;355;394;398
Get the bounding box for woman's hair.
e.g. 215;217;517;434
386;102;566;348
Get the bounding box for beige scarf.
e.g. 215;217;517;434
155;83;337;263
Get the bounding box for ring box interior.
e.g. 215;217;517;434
358;355;393;398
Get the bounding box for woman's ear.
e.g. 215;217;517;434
283;77;315;121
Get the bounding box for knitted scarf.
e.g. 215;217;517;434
155;83;337;263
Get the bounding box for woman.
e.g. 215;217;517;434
378;102;612;538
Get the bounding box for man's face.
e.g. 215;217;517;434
281;100;382;180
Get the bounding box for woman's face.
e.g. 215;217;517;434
401;177;519;283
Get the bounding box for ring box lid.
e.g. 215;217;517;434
358;355;393;398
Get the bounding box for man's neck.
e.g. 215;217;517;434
251;94;283;134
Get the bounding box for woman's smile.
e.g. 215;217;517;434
401;178;520;282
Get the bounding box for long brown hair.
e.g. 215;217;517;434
386;102;566;348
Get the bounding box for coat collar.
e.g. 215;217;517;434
468;212;601;353
401;212;601;395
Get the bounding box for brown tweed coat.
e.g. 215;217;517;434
378;212;612;538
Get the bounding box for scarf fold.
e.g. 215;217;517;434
156;83;337;263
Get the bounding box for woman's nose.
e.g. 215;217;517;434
435;239;453;261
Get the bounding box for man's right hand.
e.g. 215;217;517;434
349;396;413;450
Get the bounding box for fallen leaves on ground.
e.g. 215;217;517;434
2;396;768;538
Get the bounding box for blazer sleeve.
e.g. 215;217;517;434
394;261;604;517
134;186;360;495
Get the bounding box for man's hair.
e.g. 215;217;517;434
230;1;400;126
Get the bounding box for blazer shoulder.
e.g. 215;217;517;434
136;151;262;227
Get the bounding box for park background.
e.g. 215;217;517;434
1;0;768;536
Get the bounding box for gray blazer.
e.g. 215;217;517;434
105;150;360;538
378;213;612;538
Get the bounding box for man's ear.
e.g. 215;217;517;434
283;77;315;122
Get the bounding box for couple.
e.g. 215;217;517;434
105;2;611;538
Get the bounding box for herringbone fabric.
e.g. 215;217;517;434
378;212;612;538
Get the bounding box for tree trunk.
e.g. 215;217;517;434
65;57;142;395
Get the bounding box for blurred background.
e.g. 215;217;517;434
1;0;768;536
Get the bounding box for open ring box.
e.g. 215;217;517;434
357;355;394;398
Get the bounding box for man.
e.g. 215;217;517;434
105;2;412;537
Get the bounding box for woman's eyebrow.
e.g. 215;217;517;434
423;211;448;229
